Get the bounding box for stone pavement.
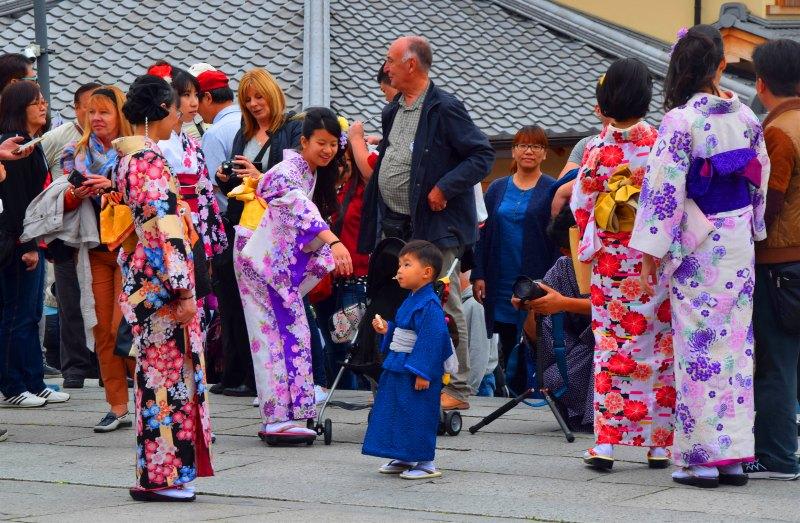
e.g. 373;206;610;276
1;381;799;522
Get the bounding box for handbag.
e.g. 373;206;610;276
765;262;800;335
328;282;367;343
99;191;135;250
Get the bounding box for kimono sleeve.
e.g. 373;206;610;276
569;137;603;262
379;321;396;355
749;121;771;241
404;302;452;381
257;160;330;251
125;150;193;294
629;110;692;259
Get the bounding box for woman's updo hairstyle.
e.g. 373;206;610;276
596;58;653;122
664;24;725;111
302;106;344;221
122;74;175;125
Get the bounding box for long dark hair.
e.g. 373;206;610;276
302;107;343;220
664;25;725;111
0;81;41;134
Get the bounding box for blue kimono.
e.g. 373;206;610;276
362;283;453;463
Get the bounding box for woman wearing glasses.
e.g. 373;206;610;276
471;125;558;394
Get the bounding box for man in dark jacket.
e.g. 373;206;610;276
359;36;495;409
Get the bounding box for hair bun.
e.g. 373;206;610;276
122;75;173;125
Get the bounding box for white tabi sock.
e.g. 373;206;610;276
592;444;613;458
649;446;669;458
672;465;718;480
156;487;195;499
718;463;743;475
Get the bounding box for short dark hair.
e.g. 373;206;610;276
376;62;390;85
0;53;31;92
753;39;800;98
74;82;101;105
664;24;725;111
546;204;576;251
0;81;42;134
399;240;443;278
596;58;653;122
202;86;234;104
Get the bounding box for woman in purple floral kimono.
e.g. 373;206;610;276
630;25;770;489
234;108;353;438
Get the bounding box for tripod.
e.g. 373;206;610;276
468;314;575;442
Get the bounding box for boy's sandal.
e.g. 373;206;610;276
379;460;415;474
400;464;442;480
647;448;672;469
583;448;614;470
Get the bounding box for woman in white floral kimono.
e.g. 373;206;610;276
630;25;770;488
234;108;353;438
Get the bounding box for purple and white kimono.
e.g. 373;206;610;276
630;93;770;467
234;149;334;426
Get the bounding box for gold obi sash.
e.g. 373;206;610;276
227;176;267;230
594;165;640;233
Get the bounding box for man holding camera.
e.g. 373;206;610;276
196;68;255;397
359;36;495;410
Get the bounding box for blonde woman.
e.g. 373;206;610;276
61;85;134;432
212;68;302;397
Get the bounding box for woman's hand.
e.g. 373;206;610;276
529;283;565;315
372;314;388;334
414;375;430;391
83;174;112;195
640;252;658;296
349;121;365;142
232;155;262;179
366;135;381;146
216;165;230;184
174;295;197;327
0;161;5;183
0;136;33;161
72;185;93;199
473;279;486;304
331;241;353;276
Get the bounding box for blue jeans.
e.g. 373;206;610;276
0;247;46;398
316;280;367;390
477;373;496;397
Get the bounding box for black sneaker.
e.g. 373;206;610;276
209;383;225;395
43;364;61;378
94;412;132;433
223;384;257;397
743;459;800;480
62;378;85;389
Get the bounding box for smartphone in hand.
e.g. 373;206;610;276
67;169;88;187
13;135;44;154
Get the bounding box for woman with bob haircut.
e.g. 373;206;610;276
472;124;557;395
571;57;675;471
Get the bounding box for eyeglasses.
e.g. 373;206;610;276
21;76;38;83
514;144;545;152
27;97;47;107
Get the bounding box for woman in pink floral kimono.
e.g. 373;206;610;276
115;75;213;502
571;59;675;471
234;107;353;438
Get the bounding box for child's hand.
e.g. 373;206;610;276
372;314;388;334
414;376;430;390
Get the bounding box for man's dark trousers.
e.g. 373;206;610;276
754;264;800;474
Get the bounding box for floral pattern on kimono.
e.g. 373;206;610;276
233;149;334;425
114;136;213;489
159;131;227;258
571;122;675;447
630;93;770;467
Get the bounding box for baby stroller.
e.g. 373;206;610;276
310;235;464;444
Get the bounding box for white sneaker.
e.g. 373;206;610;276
252;397;259;407
2;391;47;408
35;388;70;404
314;385;328;404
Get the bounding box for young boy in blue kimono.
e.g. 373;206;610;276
363;240;455;479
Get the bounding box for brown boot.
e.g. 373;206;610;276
440;391;470;410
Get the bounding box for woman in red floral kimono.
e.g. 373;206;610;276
570;59;675;470
115;75;213;502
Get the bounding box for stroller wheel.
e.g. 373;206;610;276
445;411;462;436
323;419;332;445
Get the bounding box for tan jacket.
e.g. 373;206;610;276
756;99;800;264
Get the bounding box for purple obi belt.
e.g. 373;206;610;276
686;148;761;215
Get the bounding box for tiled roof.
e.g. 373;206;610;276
716;2;800;42
0;0;305;120
329;0;665;140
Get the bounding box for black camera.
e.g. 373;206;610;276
512;276;547;302
220;161;234;177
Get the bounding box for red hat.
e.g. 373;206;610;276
197;70;229;92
